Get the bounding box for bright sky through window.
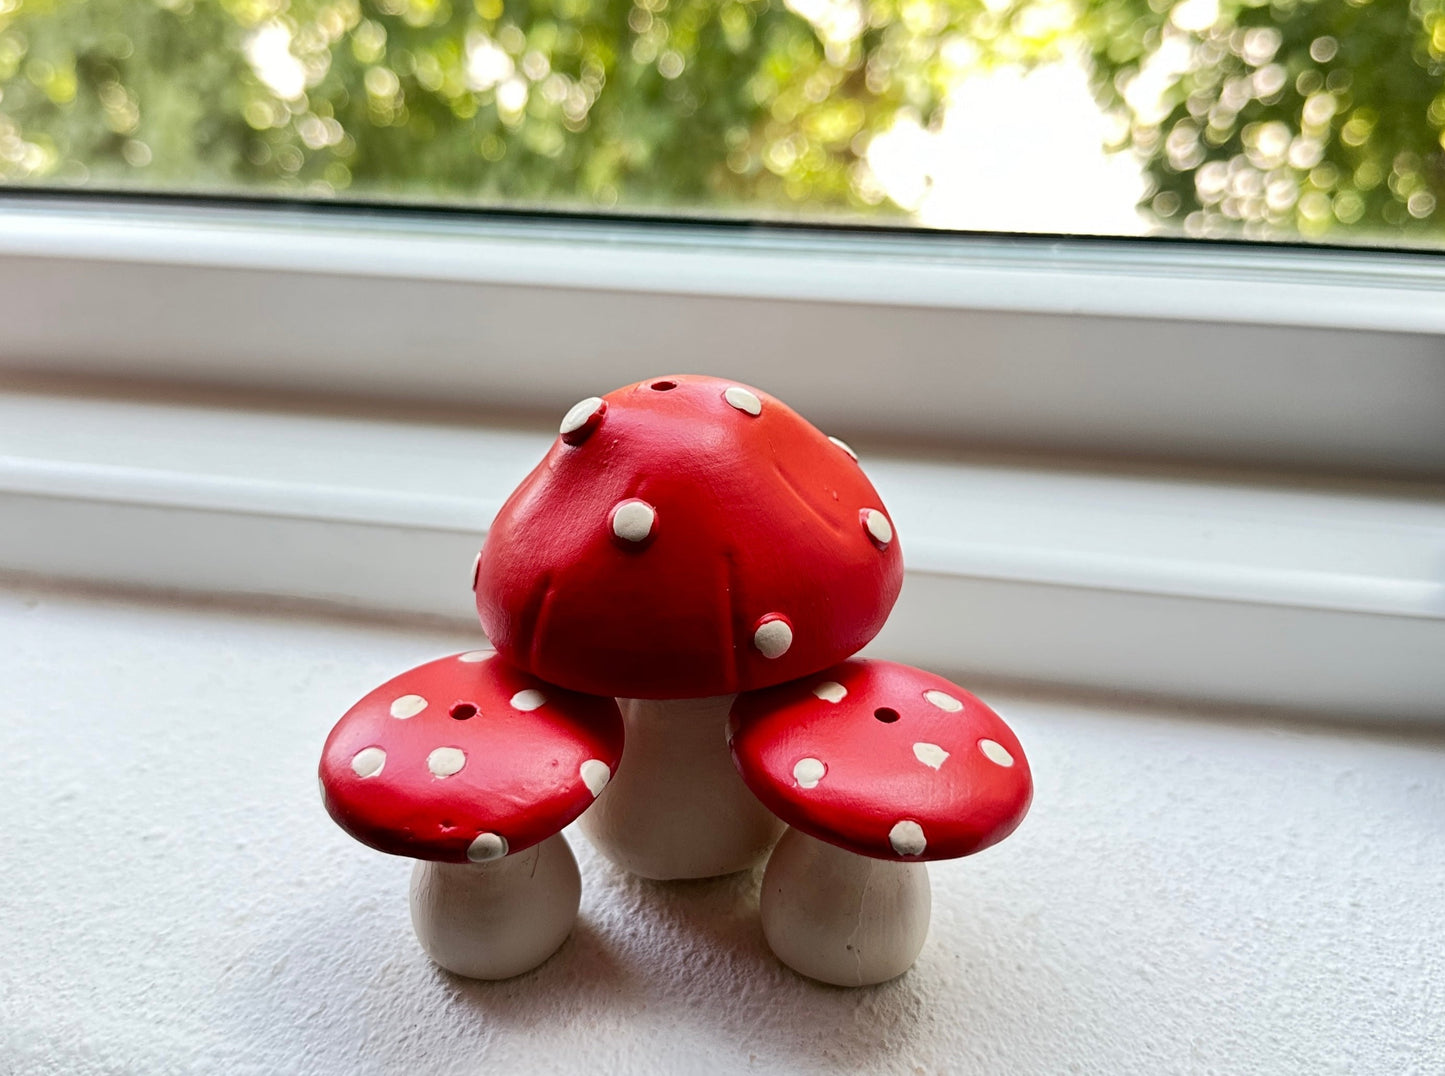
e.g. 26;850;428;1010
867;57;1147;234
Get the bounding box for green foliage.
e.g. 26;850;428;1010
0;0;991;216
1073;0;1445;240
1;0;1441;239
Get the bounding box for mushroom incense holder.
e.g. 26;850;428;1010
319;651;622;979
474;375;903;880
729;659;1033;986
320;373;1030;986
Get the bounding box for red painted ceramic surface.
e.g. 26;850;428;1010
320;651;623;862
729;659;1032;862
475;376;903;699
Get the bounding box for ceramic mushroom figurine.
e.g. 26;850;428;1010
728;659;1032;987
319;650;623;979
474;375;903;879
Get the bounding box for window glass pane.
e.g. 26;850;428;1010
0;0;1439;246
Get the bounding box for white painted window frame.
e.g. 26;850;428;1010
2;194;1444;474
1;193;1441;720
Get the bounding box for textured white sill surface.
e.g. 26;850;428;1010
2;584;1442;1075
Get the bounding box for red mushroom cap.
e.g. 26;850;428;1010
475;376;903;699
728;660;1032;862
319;651;623;863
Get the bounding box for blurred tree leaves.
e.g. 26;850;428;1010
1074;0;1445;239
0;0;994;216
0;0;1441;238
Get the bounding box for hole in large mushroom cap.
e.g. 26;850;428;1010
650;380;677;391
449;702;477;721
874;707;900;723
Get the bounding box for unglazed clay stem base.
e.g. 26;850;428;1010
760;827;931;987
578;696;785;880
408;832;581;980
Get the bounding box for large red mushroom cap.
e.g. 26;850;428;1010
475;375;903;699
319;651;623;863
728;659;1032;862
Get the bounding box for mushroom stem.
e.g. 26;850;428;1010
760;827;931;987
408;832;581;979
578;695;785;880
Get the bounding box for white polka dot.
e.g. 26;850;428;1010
351;747;386;778
510;689;546;712
427;747;466;777
828;436;859;461
559;396;605;441
889;820;927;856
467;832;509;862
753;618;793;659
612;500;656;543
724;386;762;415
390;694;427;719
912;742;950;770
923;689;963;712
863;509;893;546
979;739;1015;767
470;552;480;588
580;759;611;797
793;757;826;789
458;650;494;663
812;681;847;704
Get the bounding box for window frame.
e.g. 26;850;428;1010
1;191;1443;477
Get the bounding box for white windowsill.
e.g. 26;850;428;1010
4;583;1440;1074
3;384;1440;720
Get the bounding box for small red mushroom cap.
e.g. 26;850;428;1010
728;659;1032;862
319;651;623;863
475;375;903;699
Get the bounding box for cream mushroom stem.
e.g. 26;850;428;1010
577;696;786;880
408;832;581;980
759;827;932;987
